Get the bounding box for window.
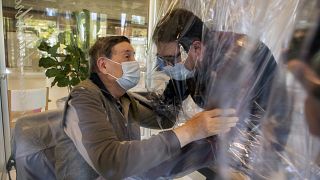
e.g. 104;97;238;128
3;0;149;71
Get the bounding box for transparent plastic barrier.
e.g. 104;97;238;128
145;0;320;179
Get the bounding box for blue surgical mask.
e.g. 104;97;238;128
162;63;194;80
105;58;140;91
157;44;194;80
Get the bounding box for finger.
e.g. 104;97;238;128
207;108;237;117
212;123;237;131
211;127;231;135
208;121;237;132
212;117;239;124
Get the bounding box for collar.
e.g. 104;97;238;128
89;72;132;103
89;72;117;101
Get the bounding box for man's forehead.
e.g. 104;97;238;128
113;42;135;54
157;42;179;56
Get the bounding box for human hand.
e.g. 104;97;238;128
288;60;320;137
173;108;238;147
288;60;320;93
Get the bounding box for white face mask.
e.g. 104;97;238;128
162;63;194;80
105;58;141;91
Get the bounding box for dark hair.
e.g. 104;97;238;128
304;17;320;76
152;8;207;52
89;36;130;72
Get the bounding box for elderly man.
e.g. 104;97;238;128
54;36;238;179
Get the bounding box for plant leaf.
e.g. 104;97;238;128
57;77;70;87
63;55;73;65
46;68;60;78
58;32;66;44
70;77;80;86
38;41;51;51
64;64;71;73
39;57;58;68
79;66;88;72
48;42;60;56
65;45;75;54
73;58;80;71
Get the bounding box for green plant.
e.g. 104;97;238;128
38;31;89;91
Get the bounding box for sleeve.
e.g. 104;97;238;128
128;92;177;129
63;87;181;179
162;79;190;104
132;78;191;129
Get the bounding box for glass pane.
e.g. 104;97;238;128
2;0;149;127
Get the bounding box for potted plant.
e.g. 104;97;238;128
38;31;89;92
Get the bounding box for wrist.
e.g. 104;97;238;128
173;125;194;147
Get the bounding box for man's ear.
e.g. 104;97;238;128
97;57;107;73
191;41;202;57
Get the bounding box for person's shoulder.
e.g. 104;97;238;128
70;79;101;96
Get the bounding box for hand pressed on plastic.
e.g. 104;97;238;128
173;108;239;147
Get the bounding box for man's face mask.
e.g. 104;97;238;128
162;63;194;80
156;44;194;80
105;58;140;91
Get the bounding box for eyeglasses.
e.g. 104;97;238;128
156;52;181;66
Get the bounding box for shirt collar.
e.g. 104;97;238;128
89;72;115;101
89;72;131;102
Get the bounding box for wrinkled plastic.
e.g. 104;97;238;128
251;0;320;179
146;0;320;179
3;0;320;179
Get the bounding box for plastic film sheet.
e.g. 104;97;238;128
251;0;320;179
144;0;320;179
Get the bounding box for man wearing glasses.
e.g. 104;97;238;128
150;8;288;178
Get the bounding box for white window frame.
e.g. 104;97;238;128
0;0;12;179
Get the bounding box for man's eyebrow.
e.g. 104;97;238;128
120;49;135;54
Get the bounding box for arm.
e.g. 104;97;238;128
65;87;238;179
128;92;177;129
130;78;192;129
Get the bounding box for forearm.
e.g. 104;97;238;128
130;92;179;129
88;131;181;179
66;114;181;179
